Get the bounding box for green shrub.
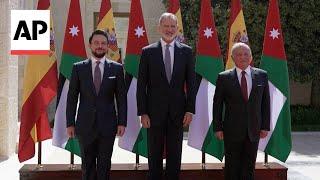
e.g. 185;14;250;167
291;105;320;131
162;0;320;82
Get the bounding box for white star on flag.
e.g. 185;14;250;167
134;26;145;38
269;28;280;40
203;27;213;39
69;25;80;37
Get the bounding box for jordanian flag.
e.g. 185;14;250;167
52;0;87;156
97;0;121;62
168;0;184;42
187;0;224;161
118;0;149;157
225;0;249;69
18;0;58;162
258;0;292;162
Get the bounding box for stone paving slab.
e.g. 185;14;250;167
0;132;319;180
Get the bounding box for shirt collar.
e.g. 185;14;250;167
91;56;106;65
160;38;175;48
236;65;251;77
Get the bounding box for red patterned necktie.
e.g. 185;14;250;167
241;71;248;102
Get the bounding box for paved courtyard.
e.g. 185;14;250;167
0;132;319;179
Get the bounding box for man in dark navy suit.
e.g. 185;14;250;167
213;42;270;180
66;30;127;180
137;13;196;180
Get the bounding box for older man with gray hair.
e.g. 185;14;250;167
137;12;196;180
213;42;270;180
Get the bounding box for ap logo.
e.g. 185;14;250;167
11;10;50;55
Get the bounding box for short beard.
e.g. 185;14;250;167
92;51;106;59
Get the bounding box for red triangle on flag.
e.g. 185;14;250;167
125;0;149;55
263;0;286;60
62;0;87;58
197;0;221;57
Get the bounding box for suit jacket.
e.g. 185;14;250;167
137;41;196;127
66;59;127;142
213;67;270;142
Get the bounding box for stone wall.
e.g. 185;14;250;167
0;0;20;158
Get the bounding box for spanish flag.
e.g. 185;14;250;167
168;0;185;42
225;0;249;69
18;0;58;162
97;0;121;62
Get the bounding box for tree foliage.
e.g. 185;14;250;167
162;0;320;82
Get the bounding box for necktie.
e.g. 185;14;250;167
94;61;101;94
241;71;248;102
164;44;172;82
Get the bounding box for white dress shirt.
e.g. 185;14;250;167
160;38;175;72
91;56;106;83
236;66;252;99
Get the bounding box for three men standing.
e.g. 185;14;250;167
66;13;269;180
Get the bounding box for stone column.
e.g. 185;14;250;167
0;0;19;158
141;0;166;43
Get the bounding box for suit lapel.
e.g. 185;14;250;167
86;59;97;96
156;41;169;85
231;68;241;91
249;68;257;101
98;60;112;96
231;68;244;101
170;41;182;86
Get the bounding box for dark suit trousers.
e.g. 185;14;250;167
147;116;184;180
78;135;115;180
224;134;258;180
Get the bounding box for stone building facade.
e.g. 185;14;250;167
0;0;20;159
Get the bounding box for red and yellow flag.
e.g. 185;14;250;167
168;0;185;42
225;0;249;69
97;0;121;62
18;0;58;162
